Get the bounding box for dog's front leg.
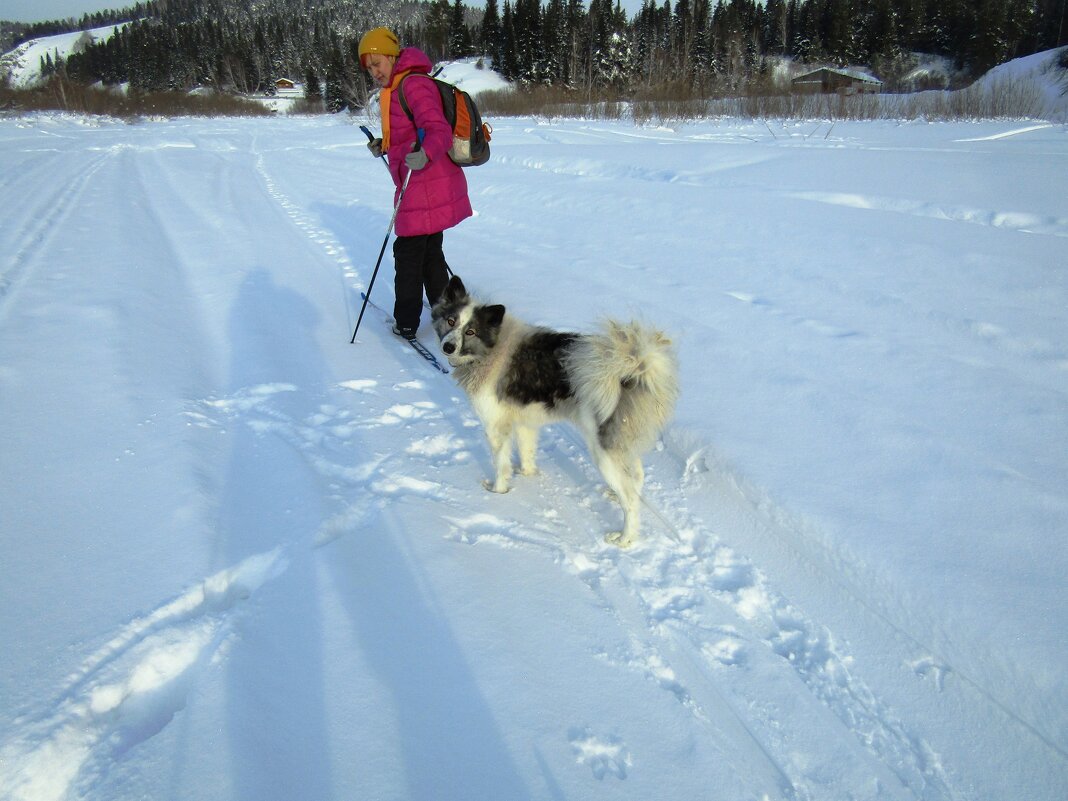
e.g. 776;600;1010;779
516;425;539;476
483;423;514;493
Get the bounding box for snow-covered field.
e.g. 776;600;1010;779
0;109;1066;801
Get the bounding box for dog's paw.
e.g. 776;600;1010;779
604;531;636;549
482;479;510;494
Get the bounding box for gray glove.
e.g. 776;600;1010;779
366;137;383;158
405;147;429;171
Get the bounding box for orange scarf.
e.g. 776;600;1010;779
379;68;416;151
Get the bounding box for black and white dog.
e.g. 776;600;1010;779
431;276;678;547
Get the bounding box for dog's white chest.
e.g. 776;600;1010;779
470;385;502;424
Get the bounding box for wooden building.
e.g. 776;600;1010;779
792;68;882;95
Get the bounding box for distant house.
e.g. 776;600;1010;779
792;68;882;95
274;78;296;90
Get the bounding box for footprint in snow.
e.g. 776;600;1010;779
405;433;471;463
569;727;632;780
339;379;378;394
703;633;748;667
373;401;439;426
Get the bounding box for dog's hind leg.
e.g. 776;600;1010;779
516;425;540;476
594;449;644;548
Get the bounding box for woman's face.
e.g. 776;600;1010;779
365;54;396;88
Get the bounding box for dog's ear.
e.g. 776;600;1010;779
484;304;506;328
444;275;467;303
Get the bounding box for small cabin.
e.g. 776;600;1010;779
274;78;296;90
792;68;882;95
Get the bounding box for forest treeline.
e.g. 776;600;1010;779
6;0;1068;109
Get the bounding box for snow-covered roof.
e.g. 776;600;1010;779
793;67;883;85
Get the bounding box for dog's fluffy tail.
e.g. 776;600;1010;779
567;321;679;455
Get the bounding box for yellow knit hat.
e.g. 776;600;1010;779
358;27;400;68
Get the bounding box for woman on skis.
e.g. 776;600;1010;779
359;27;472;340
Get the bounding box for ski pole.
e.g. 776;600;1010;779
351;128;424;344
366;125;454;281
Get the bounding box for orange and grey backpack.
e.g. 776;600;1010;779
396;71;492;167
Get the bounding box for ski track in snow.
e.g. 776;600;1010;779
266;126;1045;801
180;373;961;800
170;143;991;793
0;148;111;318
499;126;1068;241
784;190;1068;238
4;118;1063;800
0;550;288;801
4;359;1016;799
252;142;364;293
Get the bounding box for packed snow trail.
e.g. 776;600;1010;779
1;114;1066;801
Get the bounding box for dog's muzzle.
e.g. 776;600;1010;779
440;331;459;356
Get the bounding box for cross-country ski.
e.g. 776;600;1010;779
358;291;450;374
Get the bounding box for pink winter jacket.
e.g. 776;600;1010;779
382;48;472;237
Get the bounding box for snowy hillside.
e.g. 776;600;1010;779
0;25;506;105
971;45;1068;118
0;24;127;88
431;56;510;97
1;112;1066;801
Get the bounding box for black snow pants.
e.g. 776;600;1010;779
393;232;450;331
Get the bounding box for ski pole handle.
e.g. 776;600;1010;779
361;125;424;147
362;126;424;150
361;124;389;170
401;129;427;181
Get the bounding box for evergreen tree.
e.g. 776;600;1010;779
823;0;858;65
690;0;712;82
500;1;521;81
565;0;587;86
965;0;1037;72
425;0;452;61
674;0;692;75
764;0;789;56
1041;0;1068;47
304;67;322;103
449;0;473;58
325;45;348;113
864;0;901;62
793;0;824;61
542;0;568;83
480;0;505;67
512;0;543;82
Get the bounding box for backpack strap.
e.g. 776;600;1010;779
396;73;416;123
396;73;436;124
